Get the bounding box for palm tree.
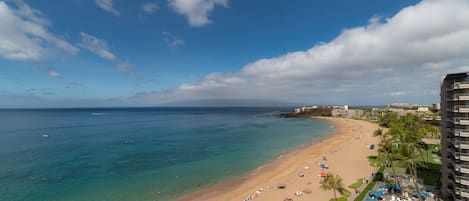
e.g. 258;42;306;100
379;112;398;127
395;144;424;201
320;173;350;201
373;128;385;139
377;137;399;184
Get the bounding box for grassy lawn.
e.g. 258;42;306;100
383;166;406;175
348;178;364;189
354;166;385;201
368;155;380;167
368;155;406;175
329;197;348;201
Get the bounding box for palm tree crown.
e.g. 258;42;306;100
320;173;350;201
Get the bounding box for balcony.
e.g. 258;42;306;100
451;117;469;125
455;152;469;162
449;105;469;113
455;175;469;186
455;163;469;174
455;187;469;199
451;82;469;90
455;140;469;150
450;129;469;137
450;93;469;101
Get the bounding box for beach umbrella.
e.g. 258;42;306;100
320;172;326;177
369;190;385;198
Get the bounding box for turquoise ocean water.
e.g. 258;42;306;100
0;108;331;201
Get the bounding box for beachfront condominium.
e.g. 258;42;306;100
441;72;469;201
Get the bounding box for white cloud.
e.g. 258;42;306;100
168;0;228;27
0;1;78;60
78;33;142;79
79;32;116;60
95;0;120;16
123;0;469;106
33;66;63;78
47;69;61;77
162;31;185;49
116;61;144;80
142;2;158;15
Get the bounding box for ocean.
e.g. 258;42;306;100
0;107;332;201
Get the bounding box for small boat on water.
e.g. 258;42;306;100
41;134;49;138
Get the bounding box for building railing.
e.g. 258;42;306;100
455;152;469;156
455;187;469;199
450;129;469;137
452;93;469;100
454;105;469;109
455;152;469;162
452;82;469;90
454;140;469;150
447;106;469;113
455;175;469;186
452;117;469;125
449;158;469;174
455;163;469;174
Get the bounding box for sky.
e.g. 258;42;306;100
1;0;469;108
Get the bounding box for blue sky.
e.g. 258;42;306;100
1;0;469;108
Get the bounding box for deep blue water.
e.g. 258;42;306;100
0;107;331;201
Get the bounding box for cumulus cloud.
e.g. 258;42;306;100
123;0;469;106
168;0;228;27
95;0;120;16
79;32;116;60
162;31;185;49
0;1;78;60
142;2;158;15
47;69;61;78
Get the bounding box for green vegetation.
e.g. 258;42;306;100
373;113;442;201
329;197;348;201
417;162;441;186
348;178;364;189
367;155;380;167
383;166;406;175
419;144;441;164
320;173;350;201
354;167;384;201
353;118;379;124
417;144;442;186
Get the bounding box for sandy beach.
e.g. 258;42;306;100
177;117;380;201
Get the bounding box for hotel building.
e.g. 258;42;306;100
441;72;469;201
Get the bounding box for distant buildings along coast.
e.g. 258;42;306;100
292;103;440;121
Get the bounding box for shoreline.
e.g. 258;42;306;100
176;117;379;201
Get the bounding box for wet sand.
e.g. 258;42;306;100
176;117;380;201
